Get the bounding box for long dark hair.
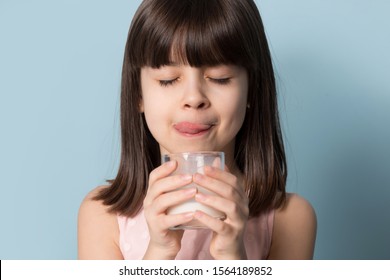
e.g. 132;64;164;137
95;0;287;217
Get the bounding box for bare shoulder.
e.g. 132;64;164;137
276;194;316;224
78;186;114;220
78;186;123;259
268;193;317;260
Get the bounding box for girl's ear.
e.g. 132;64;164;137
139;99;144;113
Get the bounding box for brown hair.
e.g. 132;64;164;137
95;0;287;217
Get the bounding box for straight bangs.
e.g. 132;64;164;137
129;0;256;68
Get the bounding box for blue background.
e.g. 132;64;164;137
1;0;389;259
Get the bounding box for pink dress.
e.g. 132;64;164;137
117;208;274;260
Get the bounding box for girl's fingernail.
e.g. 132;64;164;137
165;160;175;168
204;166;216;173
184;212;194;219
193;173;204;181
185;188;197;196
195;193;206;201
204;166;212;171
194;211;203;218
181;174;193;181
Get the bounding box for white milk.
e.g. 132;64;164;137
162;152;226;229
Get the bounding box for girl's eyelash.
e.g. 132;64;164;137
159;78;178;87
159;77;231;87
210;77;231;85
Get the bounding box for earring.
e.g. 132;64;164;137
247;104;250;109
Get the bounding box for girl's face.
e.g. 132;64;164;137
140;64;248;159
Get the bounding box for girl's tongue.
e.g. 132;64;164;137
174;122;212;134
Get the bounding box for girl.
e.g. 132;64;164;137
78;0;316;260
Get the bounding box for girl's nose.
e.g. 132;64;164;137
183;95;210;109
182;77;210;110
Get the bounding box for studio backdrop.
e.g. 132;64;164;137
0;0;389;259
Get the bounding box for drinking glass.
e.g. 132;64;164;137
162;151;226;229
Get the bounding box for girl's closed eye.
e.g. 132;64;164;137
159;77;231;87
159;78;179;87
208;77;231;85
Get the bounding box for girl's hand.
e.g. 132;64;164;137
143;160;196;259
193;166;249;259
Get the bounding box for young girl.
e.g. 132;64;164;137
78;0;316;260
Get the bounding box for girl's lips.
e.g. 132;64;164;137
173;122;213;135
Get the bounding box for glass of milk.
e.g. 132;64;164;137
162;151;226;229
